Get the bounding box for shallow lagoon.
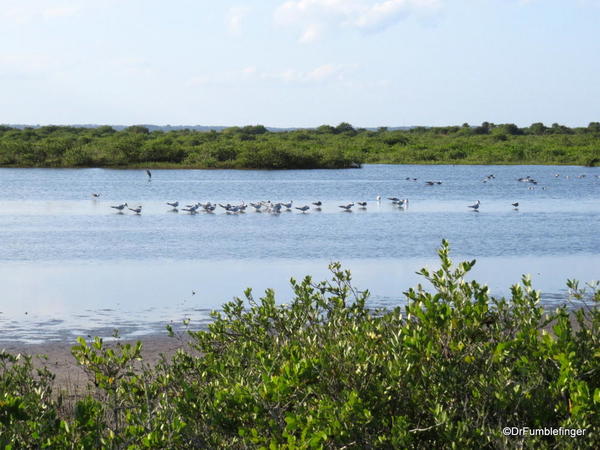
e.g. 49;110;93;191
0;164;598;343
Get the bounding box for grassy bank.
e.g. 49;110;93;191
1;241;598;448
1;122;599;169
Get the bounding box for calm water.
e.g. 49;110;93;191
1;165;599;343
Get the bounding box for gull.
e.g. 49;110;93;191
312;201;322;207
357;201;367;208
338;203;354;211
295;205;310;213
128;205;142;214
182;204;198;213
468;200;480;210
110;202;128;211
166;201;179;208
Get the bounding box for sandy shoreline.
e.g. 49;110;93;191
2;333;189;392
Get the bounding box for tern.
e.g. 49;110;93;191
128;205;142;214
468;200;481;210
110;203;128;211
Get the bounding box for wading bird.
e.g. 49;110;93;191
468;200;481;211
110;203;128;211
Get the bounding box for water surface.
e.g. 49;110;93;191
1;165;598;343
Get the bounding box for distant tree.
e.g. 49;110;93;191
125;125;150;134
527;122;547;135
316;125;335;134
335;122;355;134
587;122;600;133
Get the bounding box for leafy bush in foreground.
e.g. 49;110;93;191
1;241;599;448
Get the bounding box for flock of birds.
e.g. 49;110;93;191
90;170;597;215
104;198;410;215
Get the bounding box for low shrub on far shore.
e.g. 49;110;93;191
1;241;598;448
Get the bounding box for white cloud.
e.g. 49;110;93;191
187;63;356;87
274;0;441;42
0;1;83;24
226;6;250;35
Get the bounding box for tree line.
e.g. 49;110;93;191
0;121;599;168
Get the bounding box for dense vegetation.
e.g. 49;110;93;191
1;241;598;448
1;122;599;169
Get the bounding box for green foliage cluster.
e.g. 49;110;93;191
0;122;599;169
1;242;599;448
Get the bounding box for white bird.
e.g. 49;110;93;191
468;200;481;210
166;201;179;208
110;203;128;211
129;205;142;214
338;203;354;211
295;205;310;213
376;195;381;202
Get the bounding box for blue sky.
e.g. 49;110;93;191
1;0;598;127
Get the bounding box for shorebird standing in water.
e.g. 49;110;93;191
512;202;519;210
338;203;354;211
92;193;101;198
468;200;481;211
357;201;367;208
110;202;128;211
146;169;152;180
295;205;310;213
128;205;142;214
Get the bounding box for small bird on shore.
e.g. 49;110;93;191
376;195;381;202
295;205;310;213
92;193;101;198
128;205;142;214
339;203;354;211
166;201;179;209
357;201;367;208
312;201;322;207
146;169;152;179
512;202;519;209
468;200;481;210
